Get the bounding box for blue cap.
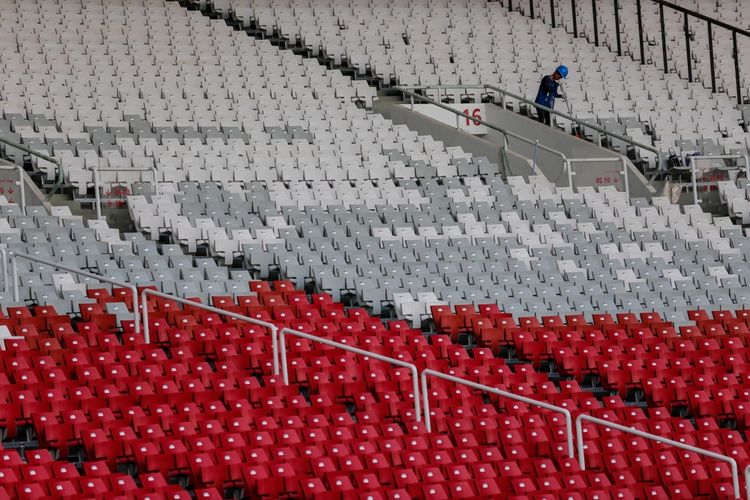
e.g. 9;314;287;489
556;65;569;78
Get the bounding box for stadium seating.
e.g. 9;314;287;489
0;277;744;498
222;0;749;161
0;0;493;199
538;0;750;104
130;174;750;328
3;0;750;498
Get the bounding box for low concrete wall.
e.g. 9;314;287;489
0;159;49;208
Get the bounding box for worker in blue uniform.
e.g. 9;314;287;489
534;65;568;126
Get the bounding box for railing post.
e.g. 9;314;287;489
621;157;630;199
591;0;599;46
10;254;17;302
409;94;414;111
92;167;102;220
151;167;160;197
636;0;645;63
660;3;668;74
733;31;742;104
570;0;578;37
0;249;6;294
550;0;556;28
690;156;700;205
613;0;622;56
566;159;574;189
708;22;717;93
15;166;25;213
532;138;539;174
684;11;692;82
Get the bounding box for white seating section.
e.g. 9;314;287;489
130;176;750;327
0;0;491;197
222;0;750;162
0;195;255;315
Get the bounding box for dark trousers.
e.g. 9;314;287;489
536;109;551;126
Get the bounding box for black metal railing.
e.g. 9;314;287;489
506;0;748;104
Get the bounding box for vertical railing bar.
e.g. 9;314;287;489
591;0;599;46
550;0;556;28
684;11;693;82
660;3;668;74
613;0;622;56
733;31;742;105
571;0;578;37
708;21;717;93
636;0;645;64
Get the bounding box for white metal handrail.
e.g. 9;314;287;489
687;154;749;205
744;464;750;500
396;83;663;168
577;414;741;499
0;165;26;212
396;87;634;195
141;288;279;374
89;166;159;220
421;369;575;458
396;86;571;170
279;327;422;422
9;252;140;334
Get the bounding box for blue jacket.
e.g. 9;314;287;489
535;75;562;109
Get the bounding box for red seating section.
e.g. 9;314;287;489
0;286;744;498
432;304;750;498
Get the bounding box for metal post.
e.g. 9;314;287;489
613;0;622;56
621;157;630;199
690;156;700;205
660;3;668;74
566;159;574;189
684;11;692;82
733;31;742;104
532;139;539;174
0;249;6;294
636;0;645;64
591;0;599;46
550;0;556;28
529;0;534;19
92;167;102;220
456;112;461;130
571;0;578;37
708;22;716;93
410;94;414;111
